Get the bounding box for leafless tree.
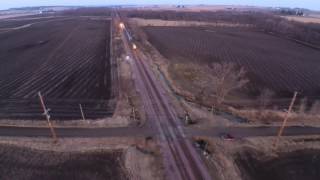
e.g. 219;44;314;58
310;100;320;115
298;98;308;115
258;89;274;111
208;62;249;109
195;87;206;107
255;89;273;120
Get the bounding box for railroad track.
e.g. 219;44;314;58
116;11;212;180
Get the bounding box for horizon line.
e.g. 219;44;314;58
0;4;318;12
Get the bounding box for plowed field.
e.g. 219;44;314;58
144;26;320;99
0;16;114;120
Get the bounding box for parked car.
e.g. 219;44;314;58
219;133;235;141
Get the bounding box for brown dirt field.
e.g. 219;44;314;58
0;16;114;120
0;144;127;180
0;137;164;180
128;18;320;126
143;26;320;100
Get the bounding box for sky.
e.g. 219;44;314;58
1;0;320;11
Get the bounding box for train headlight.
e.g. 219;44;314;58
132;43;137;50
119;23;125;29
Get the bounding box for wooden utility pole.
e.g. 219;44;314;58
79;104;86;122
132;107;136;121
185;111;191;125
274;91;298;148
38;92;58;143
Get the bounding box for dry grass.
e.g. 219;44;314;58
282;16;320;24
0;13;36;20
228;107;320;126
169;63;210;92
125;146;164;180
0;137;141;152
130;18;252;27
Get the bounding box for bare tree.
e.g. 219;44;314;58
256;89;274;121
298;98;307;115
195;87;206;107
310;100;320;115
208;62;249;109
258;88;274;112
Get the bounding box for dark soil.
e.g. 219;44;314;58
0;144;127;180
235;149;320;180
0;17;61;29
0;16;114;120
59;7;112;17
144;26;320;99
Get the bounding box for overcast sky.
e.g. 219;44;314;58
1;0;320;11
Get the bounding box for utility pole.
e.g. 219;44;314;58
274;91;298;148
38;92;58;143
185;111;191;125
79;104;86;122
132;107;136;121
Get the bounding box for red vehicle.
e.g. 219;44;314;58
219;133;235;141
